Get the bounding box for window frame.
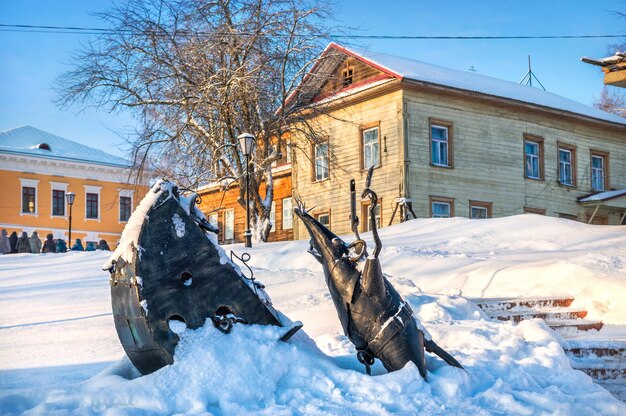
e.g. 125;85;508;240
557;141;577;187
19;178;39;216
84;185;102;221
313;142;329;182
269;201;276;232
360;122;381;170
429;118;454;168
361;200;382;232
342;65;354;87
429;196;455;218
282;198;293;230
469;200;492;219
523;134;545;180
224;209;235;241
524;207;546;215
590;149;610;191
314;210;331;230
50;182;68;218
118;189;134;223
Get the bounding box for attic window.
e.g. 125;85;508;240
37;143;51;151
342;66;354;87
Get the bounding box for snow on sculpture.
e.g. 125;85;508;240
105;180;300;375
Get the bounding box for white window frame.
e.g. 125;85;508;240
591;155;605;191
286;142;292;164
224;209;234;240
314;143;329;181
282;198;293;230
362;126;380;169
431;125;449;167
363;204;381;232
432;202;451;218
316;212;330;228
50;182;68;218
19;178;39;216
471;206;488;219
270;201;276;232
118;189;134;223
208;213;218;228
84;185;102;221
558;148;573;186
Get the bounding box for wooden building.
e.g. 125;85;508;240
0;125;149;250
196;147;293;244
286;43;626;240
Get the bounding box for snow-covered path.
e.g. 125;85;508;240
1;215;625;415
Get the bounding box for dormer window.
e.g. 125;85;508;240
342;66;354;87
36;143;51;151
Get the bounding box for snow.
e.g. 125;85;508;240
1;214;625;414
172;213;186;237
335;44;626;126
578;189;626;202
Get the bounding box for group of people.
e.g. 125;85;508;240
0;229;111;254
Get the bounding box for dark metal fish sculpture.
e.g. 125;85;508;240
293;167;462;378
106;180;300;375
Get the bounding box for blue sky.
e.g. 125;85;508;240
1;0;624;158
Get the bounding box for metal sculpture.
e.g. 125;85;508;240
107;180;299;375
294;167;462;378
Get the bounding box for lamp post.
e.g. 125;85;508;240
66;192;75;251
238;133;255;248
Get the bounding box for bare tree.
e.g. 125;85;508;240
56;0;337;242
594;86;626;117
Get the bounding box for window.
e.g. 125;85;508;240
469;201;492;219
524;207;546;215
591;150;609;191
270;201;276;232
314;142;329;181
315;212;330;229
22;187;36;213
430;196;454;218
20;178;39;215
430;119;453;167
119;196;132;222
286;142;292;164
362;126;380;169
342;66;353;87
50;182;68;217
224;209;234;240
119;190;134;222
52;190;65;216
84;185;102;220
86;193;99;219
282;198;293;230
557;143;577;186
558;213;577;221
524;134;544;180
361;202;382;232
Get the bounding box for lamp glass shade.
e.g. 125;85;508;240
237;133;255;156
66;192;76;206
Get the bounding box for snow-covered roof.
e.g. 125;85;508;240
0;125;131;168
578;189;626;203
329;43;626;126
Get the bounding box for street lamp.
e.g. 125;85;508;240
238;133;255;248
66;192;75;251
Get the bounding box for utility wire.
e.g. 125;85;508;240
0;23;623;39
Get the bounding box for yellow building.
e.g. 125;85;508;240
0;125;149;250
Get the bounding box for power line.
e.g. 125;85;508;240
0;23;623;40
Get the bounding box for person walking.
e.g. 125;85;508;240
96;239;111;251
42;234;57;253
0;229;11;254
16;232;31;253
9;231;18;253
29;231;42;254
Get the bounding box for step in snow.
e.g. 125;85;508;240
598;379;626;402
565;340;626;359
575;367;626;381
549;319;604;333
473;296;574;312
488;309;588;323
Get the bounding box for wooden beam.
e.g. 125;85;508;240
587;205;600;224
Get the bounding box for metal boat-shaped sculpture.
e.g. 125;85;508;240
106;180;293;375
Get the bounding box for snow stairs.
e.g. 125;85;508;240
473;296;626;401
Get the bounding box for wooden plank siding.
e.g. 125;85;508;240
403;86;626;225
292;88;405;239
197;169;293;243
